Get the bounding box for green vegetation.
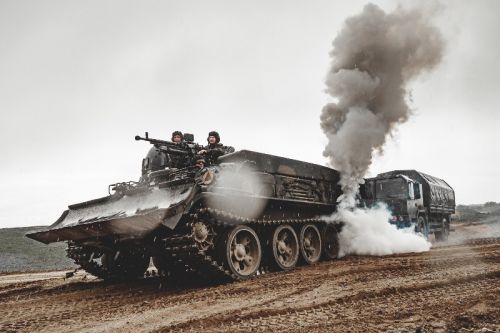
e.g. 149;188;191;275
454;202;500;223
0;227;75;273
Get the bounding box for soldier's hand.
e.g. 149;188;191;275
198;150;207;155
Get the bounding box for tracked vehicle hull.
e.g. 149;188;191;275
27;150;344;282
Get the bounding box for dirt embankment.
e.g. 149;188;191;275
0;225;499;333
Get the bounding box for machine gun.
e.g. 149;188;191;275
135;132;205;171
135;132;189;156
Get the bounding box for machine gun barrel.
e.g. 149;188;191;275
135;132;189;155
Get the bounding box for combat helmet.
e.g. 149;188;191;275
207;131;220;143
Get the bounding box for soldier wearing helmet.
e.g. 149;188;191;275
194;156;206;169
171;131;183;143
197;131;235;165
167;130;188;168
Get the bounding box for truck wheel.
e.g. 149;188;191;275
416;216;429;239
321;224;340;260
299;224;322;265
435;218;450;242
224;225;262;279
270;225;299;271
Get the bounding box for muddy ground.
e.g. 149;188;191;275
0;223;498;333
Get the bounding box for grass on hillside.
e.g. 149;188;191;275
0;227;75;273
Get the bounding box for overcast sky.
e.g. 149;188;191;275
1;0;499;228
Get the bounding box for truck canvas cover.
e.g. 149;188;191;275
375;170;455;214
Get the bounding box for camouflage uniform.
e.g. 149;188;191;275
200;131;235;165
202;143;235;165
166;144;189;168
166;131;188;169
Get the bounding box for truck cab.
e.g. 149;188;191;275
363;175;424;228
362;170;455;240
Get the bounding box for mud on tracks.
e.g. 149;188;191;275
0;237;499;333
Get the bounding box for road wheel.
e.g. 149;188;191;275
223;225;261;279
322;224;340;260
416;215;429;239
271;225;299;271
299;224;322;265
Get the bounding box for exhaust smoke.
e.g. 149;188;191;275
329;204;431;257
321;3;444;254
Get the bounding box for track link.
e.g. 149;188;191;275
66;242;110;280
158;207;336;282
66;208;340;282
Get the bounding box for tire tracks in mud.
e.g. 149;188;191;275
0;237;498;333
152;240;500;332
158;261;499;332
198;271;499;333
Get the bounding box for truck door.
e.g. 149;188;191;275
407;182;418;222
408;182;424;222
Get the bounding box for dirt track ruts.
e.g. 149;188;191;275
0;237;499;333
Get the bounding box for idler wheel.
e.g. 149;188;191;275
271;225;299;270
299;224;322;265
223;225;261;279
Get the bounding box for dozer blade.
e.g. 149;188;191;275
26;185;195;244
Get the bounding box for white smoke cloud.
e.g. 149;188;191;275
321;3;444;255
328;204;431;257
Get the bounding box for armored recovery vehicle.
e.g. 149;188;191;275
362;170;455;240
27;135;343;281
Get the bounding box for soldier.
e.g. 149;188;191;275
194;157;214;184
197;131;235;165
171;131;183;144
194;157;206;169
167;130;187;168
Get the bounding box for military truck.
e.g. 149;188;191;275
27;135;343;282
362;170;455;240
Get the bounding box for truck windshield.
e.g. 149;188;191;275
376;178;407;199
